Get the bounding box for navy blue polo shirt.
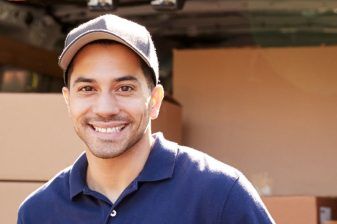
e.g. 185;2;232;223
18;133;274;224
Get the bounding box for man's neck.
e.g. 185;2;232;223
85;133;154;203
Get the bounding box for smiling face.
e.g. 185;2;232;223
62;43;163;159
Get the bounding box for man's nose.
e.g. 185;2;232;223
93;92;120;117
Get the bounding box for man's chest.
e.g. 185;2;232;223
50;202;215;224
46;184;220;224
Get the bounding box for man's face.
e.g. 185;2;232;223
62;43;163;159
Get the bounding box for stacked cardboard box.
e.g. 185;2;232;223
263;196;337;224
0;93;182;223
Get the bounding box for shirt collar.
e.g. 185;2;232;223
69;152;88;199
137;132;178;182
69;132;178;199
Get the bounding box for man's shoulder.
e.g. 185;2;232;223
173;145;274;223
175;145;241;187
18;166;72;215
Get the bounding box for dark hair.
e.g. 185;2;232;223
64;40;155;89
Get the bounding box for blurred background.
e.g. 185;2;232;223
1;0;337;223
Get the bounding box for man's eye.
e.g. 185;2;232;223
79;86;94;92
119;86;134;92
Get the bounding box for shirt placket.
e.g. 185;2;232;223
104;180;140;224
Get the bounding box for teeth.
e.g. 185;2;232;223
94;126;124;133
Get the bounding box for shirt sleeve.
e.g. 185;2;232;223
220;174;275;224
17;210;24;224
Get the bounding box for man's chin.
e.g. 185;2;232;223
83;140;127;159
89;148;127;159
84;131;146;159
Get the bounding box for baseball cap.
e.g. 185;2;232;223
58;14;159;85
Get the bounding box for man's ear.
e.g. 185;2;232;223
150;84;164;120
62;86;70;113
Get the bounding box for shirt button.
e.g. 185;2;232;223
110;210;117;217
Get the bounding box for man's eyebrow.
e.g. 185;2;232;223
72;77;95;87
72;75;139;87
114;76;139;83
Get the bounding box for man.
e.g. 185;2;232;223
18;14;274;223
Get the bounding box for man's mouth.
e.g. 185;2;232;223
93;125;126;133
87;120;129;134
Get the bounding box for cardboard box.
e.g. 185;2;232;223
173;47;337;196
263;196;337;224
153;98;182;144
0;93;182;181
0;93;182;223
324;221;337;224
0;182;43;224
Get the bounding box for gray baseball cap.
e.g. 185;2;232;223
58;14;159;85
